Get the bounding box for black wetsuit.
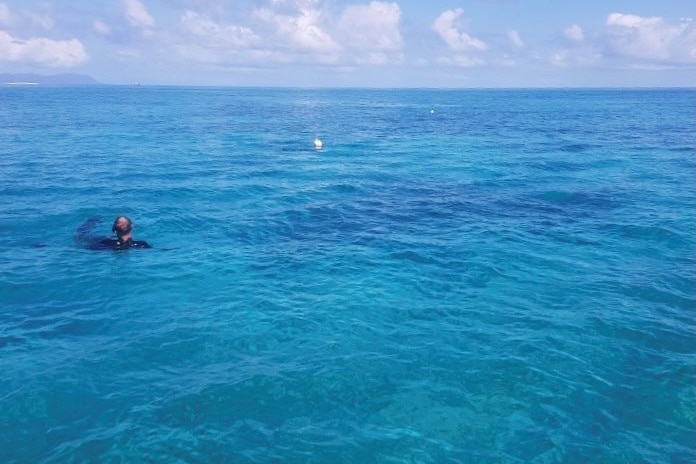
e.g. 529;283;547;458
91;237;152;250
76;217;151;250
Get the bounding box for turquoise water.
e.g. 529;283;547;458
1;87;695;463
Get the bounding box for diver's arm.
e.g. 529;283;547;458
76;217;112;249
75;217;101;242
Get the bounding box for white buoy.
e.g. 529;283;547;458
313;137;323;150
430;109;435;114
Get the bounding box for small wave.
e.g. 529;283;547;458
602;223;690;248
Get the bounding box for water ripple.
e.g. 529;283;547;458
1;87;694;464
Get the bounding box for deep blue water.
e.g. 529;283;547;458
1;86;695;463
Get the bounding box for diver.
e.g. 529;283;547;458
76;216;151;250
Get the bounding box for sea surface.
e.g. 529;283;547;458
1;86;694;463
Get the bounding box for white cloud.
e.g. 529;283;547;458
175;1;405;68
564;24;584;42
181;11;258;47
605;12;696;65
254;3;338;52
0;30;87;67
507;29;524;48
549;13;696;70
174;2;349;67
607;13;660;29
432;8;487;52
93;19;111;36
124;0;154;32
337;2;402;51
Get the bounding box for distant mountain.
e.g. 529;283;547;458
0;73;101;86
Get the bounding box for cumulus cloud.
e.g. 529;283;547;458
549;30;600;67
124;0;154;32
432;8;487;52
174;11;265;67
564;24;584;42
0;30;87;67
605;12;696;65
181;11;258;47
337;2;402;51
550;13;696;69
254;2;338;52
176;1;405;67
607;13;660;29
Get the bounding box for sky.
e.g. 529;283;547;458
0;0;694;87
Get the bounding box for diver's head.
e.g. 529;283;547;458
112;216;133;238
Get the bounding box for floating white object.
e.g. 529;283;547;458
313;137;323;150
430;109;435;114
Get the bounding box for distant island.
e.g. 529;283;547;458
0;73;102;86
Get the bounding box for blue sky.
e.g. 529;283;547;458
1;0;694;87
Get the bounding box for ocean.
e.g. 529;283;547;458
1;86;694;463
